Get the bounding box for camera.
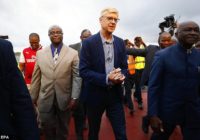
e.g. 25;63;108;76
159;14;177;36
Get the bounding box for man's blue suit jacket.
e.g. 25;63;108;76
79;32;127;106
0;39;39;140
148;43;200;128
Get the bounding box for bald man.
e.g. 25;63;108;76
148;21;200;140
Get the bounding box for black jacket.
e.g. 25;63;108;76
0;39;39;140
126;45;160;86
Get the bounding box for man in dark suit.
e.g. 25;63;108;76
148;21;200;140
70;29;92;56
126;32;172;133
0;38;39;140
126;32;172;87
79;8;128;140
69;29;92;140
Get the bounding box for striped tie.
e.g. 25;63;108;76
53;48;58;64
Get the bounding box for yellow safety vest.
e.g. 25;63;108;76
135;45;145;70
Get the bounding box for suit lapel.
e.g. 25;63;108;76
46;47;55;68
96;33;105;71
113;36;118;68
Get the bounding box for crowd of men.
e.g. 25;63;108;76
0;7;200;140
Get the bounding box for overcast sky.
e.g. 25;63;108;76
0;0;200;52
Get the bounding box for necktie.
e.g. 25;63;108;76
53;48;58;64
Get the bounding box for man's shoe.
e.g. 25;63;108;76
77;135;83;140
142;116;149;134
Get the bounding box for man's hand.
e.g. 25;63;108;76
149;116;164;133
108;68;125;84
66;98;77;110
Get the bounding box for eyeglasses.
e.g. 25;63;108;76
104;16;120;23
49;31;63;36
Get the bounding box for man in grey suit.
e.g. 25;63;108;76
69;29;91;140
30;25;81;140
70;29;92;56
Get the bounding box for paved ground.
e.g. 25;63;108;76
41;89;182;140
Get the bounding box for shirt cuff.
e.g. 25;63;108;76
106;74;113;85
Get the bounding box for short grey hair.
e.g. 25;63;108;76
100;7;119;18
48;25;63;35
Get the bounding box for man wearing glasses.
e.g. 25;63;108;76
79;8;127;140
30;25;81;140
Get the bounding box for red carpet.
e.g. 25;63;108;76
41;89;183;140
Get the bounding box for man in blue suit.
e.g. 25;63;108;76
148;21;200;140
126;32;172;87
79;8;128;140
126;32;172;133
0;38;39;140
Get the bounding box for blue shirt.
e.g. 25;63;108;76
50;43;63;57
100;33;114;74
100;33;114;85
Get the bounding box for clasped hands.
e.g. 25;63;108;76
108;68;125;84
